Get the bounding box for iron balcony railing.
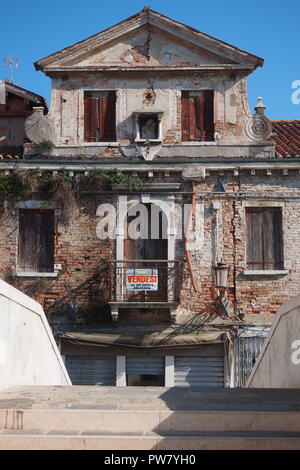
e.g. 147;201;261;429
108;260;181;303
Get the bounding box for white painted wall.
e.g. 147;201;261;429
247;294;300;388
0;280;71;391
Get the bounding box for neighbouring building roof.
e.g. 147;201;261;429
270;120;300;158
0;79;48;113
0;79;48;159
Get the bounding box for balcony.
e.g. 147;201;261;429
107;260;181;321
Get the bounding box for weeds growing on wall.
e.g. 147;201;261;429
0;168;144;222
80;169;145;192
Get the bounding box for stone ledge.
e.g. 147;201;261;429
16;272;59;278
242;270;289;277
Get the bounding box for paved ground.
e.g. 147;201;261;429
1;386;300;411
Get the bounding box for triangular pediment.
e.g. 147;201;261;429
35;8;263;71
58;25;238;68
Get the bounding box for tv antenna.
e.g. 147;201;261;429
3;57;19;83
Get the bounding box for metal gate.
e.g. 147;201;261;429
233;336;266;387
175;356;224;387
64;355;116;385
126;356;165;375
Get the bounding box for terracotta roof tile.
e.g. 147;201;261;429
269;120;300;157
0;145;22;160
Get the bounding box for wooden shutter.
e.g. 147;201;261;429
181;91;190;142
124;205;168;261
203;90;214;141
181;91;214;141
246;208;283;270
84;91;116;142
99;91;116;142
84;92;99;142
18;209;54;272
246;209;264;270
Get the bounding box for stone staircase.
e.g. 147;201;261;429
1;386;300;450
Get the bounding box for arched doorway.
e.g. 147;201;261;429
123;203;168;301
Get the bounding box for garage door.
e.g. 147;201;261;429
126;356;164;375
64;355;116;385
126;356;165;386
175;356;224;387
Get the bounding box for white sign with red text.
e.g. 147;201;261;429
126;268;158;291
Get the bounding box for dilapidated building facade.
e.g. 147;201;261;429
1;7;300;388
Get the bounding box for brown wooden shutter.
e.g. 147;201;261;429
273;209;284;269
123;216;143;261
181;93;198;141
195;95;205;140
203;90;214;141
84;92;99;142
124;205;168;261
181;91;190;141
246;208;283;270
246;209;264;270
181;91;214;142
262;209;284;270
84;91;116;142
99;91;116;142
18;209;54;272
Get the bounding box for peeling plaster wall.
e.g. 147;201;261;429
49;72;251;147
61;25;233;68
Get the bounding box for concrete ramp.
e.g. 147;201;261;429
1;386;300;449
247;294;300;388
0;280;71;391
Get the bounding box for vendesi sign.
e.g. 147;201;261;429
126;268;158;291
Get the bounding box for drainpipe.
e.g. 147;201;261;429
184;181;199;292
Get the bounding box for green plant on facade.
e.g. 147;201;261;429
73;312;87;327
4;270;19;284
0;169;146;224
38;140;55;151
84;169;145;191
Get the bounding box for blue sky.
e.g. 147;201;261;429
1;0;299;119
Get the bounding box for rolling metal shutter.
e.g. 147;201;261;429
126;356;165;375
175;356;224;387
64;355;116;386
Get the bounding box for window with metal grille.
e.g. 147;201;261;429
84;90;116;142
181;90;214;142
246;207;284;270
18;209;54;272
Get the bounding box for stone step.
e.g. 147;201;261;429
2;386;300;449
2;408;300;434
1;430;300;450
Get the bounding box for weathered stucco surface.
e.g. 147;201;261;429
46;71;251;148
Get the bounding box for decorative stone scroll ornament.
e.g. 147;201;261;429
25;107;55;145
244;97;272;141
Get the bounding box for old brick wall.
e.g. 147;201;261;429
1;170;299;326
0;192;115;322
179;171;300;322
